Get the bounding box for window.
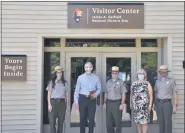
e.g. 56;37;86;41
43;52;60;124
106;57;132;123
44;38;60;47
141;39;157;47
70;57;96;127
66;39;136;47
141;52;158;123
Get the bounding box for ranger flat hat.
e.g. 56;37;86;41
111;66;119;72
157;65;171;72
54;66;63;72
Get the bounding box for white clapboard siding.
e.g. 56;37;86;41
2;100;36;106
1;131;36;133
2;23;185;30
1;2;184;133
2;115;36;121
0;2;2;133
2;124;36;130
2;19;185;25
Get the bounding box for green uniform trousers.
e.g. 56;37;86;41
48;98;66;133
106;99;122;133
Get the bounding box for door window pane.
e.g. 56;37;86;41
141;52;158;123
66;39;136;47
43;52;60;124
70;57;96;127
106;57;132;126
44;38;61;47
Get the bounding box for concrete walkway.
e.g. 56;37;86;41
44;104;159;133
44;123;159;133
120;124;159;133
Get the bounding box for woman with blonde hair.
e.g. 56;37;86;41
130;69;153;133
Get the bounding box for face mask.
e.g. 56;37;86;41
85;67;93;74
56;72;62;79
112;74;118;79
160;72;168;77
138;74;144;80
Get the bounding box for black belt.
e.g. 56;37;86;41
51;98;65;101
80;94;90;98
79;94;96;100
157;99;171;102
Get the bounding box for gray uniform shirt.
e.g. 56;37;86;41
104;78;127;100
46;80;68;99
154;76;177;99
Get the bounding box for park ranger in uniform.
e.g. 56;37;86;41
154;65;178;133
104;66;127;133
46;66;69;133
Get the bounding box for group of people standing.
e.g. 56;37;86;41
46;62;178;133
